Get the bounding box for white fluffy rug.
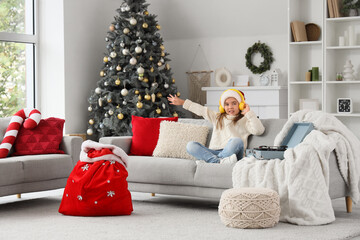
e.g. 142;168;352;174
0;190;360;240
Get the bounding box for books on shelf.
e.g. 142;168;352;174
291;21;307;42
328;0;343;18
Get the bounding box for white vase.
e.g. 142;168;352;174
343;60;354;81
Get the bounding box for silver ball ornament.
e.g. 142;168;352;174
121;88;129;96
137;66;144;74
135;46;142;53
123;28;130;34
122;49;129;55
130;57;137;65
88;106;93;112
120;42;125;47
130;17;137;25
164;83;169;89
108;109;114;115
95;87;101;94
123;100;127;105
151;82;158;88
87;129;93;135
110;51;117;58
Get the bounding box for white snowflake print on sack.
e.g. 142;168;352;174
81;164;89;171
77;195;83;201
110;160;116;165
107;191;115;197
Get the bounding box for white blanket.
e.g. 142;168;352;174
232;110;360;225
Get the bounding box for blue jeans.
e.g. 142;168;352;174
186;138;244;163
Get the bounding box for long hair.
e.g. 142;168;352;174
216;112;244;130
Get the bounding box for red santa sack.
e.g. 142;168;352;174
59;140;133;216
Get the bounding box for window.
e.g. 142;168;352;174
0;0;37;117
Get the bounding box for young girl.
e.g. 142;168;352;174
167;89;265;164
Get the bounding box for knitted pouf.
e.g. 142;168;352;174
218;188;280;229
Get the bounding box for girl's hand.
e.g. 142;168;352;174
167;94;185;106
241;103;250;115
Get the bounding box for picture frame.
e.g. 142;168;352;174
232;75;249;87
299;99;320;111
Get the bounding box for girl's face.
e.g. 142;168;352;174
224;97;240;116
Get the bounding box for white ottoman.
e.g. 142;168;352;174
218;188;280;229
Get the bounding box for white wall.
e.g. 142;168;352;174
39;0;288;134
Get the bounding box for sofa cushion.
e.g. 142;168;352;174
0;158;24;186
12;117;65;156
153;121;209;160
194;162;233;188
130;116;178;156
178;118;213;147
14;154;74;182
0;117;11;142
127;156;196;186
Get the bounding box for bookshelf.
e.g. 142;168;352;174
288;0;360;139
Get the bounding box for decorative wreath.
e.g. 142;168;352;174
245;41;274;74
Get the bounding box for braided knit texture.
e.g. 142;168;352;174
218;188;280;229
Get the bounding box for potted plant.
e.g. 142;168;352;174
342;0;360;16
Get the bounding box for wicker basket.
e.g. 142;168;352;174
305;23;321;41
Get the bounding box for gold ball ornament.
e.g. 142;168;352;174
160;45;165;50
136;101;143;108
115;79;121;85
172;78;175;83
107;98;112;103
176;92;181;97
173;112;178;117
149;56;153;61
89;119;94;125
100;71;105;77
142;23;148;28
143;77;149;83
144;94;151;100
166;64;170;70
161;52;165;57
144;10;149;15
138;95;142;100
150;67;154;72
103;57;109;63
157;62;162;67
135;90;140;95
109;24;115;32
117;113;124;120
156;92;162;98
123;28;130;34
156;25;161;30
156;108;161;114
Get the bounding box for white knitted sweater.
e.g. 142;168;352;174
182;99;265;150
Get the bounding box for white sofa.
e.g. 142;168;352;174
0;117;82;198
99;118;353;212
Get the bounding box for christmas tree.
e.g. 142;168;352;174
87;0;181;138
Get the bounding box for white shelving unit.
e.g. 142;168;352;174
288;0;360;139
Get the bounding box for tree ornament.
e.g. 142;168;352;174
164;83;169;88
89;119;94;125
156;108;161;114
105;37;109;42
151;93;156;102
116;105;120;108
172;78;175;83
136;101;143;108
123;100;127;105
115;79;121;85
120;42;125;47
104;113;109;118
144;94;151;100
160;45;165;50
173;112;178;117
135;46;142;53
151;82;158;88
104;81;109;86
100;123;105;128
116;65;122;71
95;87;101;94
137;66;145;74
157;92;162;98
109;24;115;32
144;10;149;15
138;95;142;100
150;67;154;72
156;25;161;30
115;23;120;29
157;62;162;67
100;71;105;77
98;98;103;107
88;106;93;112
142;23;148;28
122;48;129;55
108;109;114;115
117;113;124;120
245;41;274;74
121;88;129;96
130;57;137;65
135;90;140;95
110;51;117;58
143;78;149;83
161;52;165;57
107;98;112;103
109;66;114;71
162;103;166;109
136;38;143;44
103;57;109;63
152;41;157;46
123;28;130;34
166;64;170;70
129;17;137;25
87;129;93;136
138;76;144;80
176;92;181;97
149;56;153;61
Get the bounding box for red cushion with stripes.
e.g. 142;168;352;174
12;117;65;156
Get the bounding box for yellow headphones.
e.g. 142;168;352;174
218;89;246;113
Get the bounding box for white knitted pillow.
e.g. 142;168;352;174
153;121;209;160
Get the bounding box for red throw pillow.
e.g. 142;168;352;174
130;116;178;156
12;117;65;156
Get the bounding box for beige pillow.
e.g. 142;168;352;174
153;121;209;160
